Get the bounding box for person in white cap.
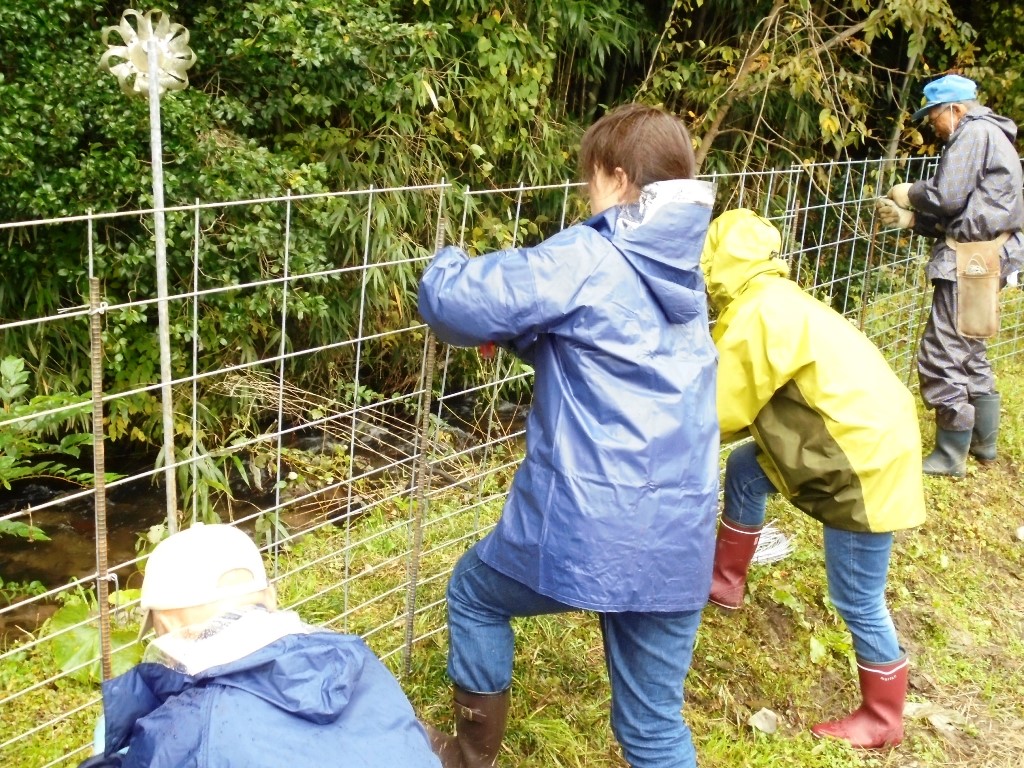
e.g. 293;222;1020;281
79;524;440;768
875;73;1024;476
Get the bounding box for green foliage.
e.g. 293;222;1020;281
254;510;291;551
0;356;97;490
0;0;654;453
0;353;114;623
964;4;1024;124
0;0;1014;460
136;523;169;557
0;520;50;543
1;1;339;451
642;0;976;170
178;437;235;525
45;588;143;684
0;577;47;606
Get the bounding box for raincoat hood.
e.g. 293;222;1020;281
190;634;363;723
104;632;366;751
589;179;716;322
960;107;1017;144
700;208;788;312
98;631;439;768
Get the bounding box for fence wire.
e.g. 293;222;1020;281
1;158;1023;766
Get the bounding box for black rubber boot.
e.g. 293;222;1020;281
922;427;971;477
427;687;510;767
969;393;1000;462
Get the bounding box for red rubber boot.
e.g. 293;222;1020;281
811;655;908;749
707;517;763;609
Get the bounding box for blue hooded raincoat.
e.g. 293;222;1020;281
418;180;719;612
84;632;440;768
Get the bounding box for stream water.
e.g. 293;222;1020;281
0;395;528;642
1;479;167;587
0;471;172;644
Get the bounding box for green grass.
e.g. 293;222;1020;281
3;364;1023;767
402;361;1024;768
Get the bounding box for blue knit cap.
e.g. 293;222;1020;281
912;74;978;121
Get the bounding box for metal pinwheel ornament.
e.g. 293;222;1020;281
100;9;195;97
98;9;196;532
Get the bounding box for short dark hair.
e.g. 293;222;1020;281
579;103;695;186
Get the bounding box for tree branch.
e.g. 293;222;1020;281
694;0;786;172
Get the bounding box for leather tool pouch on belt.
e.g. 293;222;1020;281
948;233;1010;339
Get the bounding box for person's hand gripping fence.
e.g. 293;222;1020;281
887;183;914;210
875;182;915;230
875;198;915;230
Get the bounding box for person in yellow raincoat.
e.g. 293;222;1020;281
699;208;927;750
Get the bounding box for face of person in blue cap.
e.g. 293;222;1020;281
913;74;977;141
926;102;967;143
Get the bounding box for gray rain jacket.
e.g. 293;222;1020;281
908;107;1024;281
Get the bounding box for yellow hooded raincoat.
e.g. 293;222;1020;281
701;209;926;533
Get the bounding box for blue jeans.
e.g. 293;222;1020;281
447;544;703;768
724;441;902;664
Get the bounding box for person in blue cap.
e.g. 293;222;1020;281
875;74;1024;476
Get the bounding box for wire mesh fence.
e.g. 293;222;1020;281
1;157;1023;766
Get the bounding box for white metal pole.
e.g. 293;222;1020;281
148;38;178;533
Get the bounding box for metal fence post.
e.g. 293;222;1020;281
89;277;113;681
403;198;448;676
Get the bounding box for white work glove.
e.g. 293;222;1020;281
875;198;915;230
888;183;914;210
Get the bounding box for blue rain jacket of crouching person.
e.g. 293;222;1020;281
79;632;440;768
418;180;720;612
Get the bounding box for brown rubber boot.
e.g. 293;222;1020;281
708;517;763;609
426;687;510;767
811;655;908;749
424;722;466;768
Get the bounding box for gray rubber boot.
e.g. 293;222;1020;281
922;427;972;477
969;393;1000;462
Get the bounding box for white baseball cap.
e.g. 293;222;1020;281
139;523;270;637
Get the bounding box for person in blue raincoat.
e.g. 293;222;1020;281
418;104;719;768
78;524;439;768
